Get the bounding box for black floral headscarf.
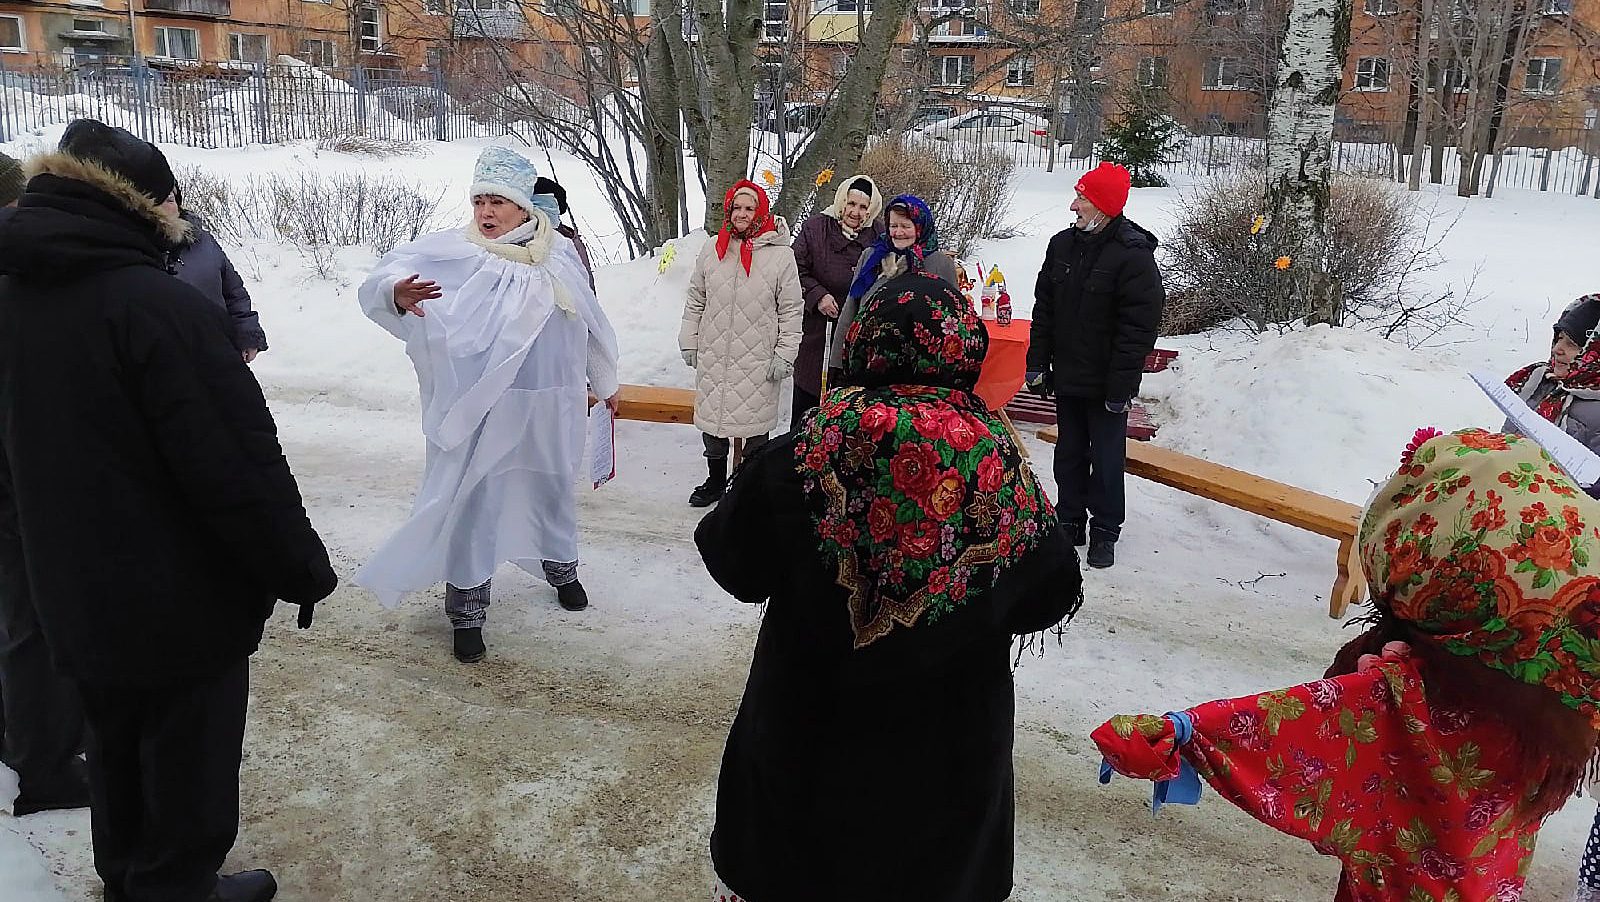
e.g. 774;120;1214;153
795;272;1060;648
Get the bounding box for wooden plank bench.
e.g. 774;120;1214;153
1002;348;1178;441
612;384;695;424
1036;426;1365;619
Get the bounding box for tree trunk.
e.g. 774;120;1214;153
1263;0;1351;325
770;0;921;225
689;0;759;231
645;21;685;246
1066;0;1108;159
1407;0;1433;190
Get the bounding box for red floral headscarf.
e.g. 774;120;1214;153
1359;428;1600;727
793;272;1066;648
715;180;778;275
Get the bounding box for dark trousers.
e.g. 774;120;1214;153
702;432;769;461
790;386;821;432
1051;395;1128;541
78;658;250;902
0;567;86;802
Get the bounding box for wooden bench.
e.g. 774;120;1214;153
612;384;695;424
1036;426;1365;619
1002;348;1178;441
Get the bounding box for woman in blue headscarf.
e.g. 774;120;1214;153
825;194;960;376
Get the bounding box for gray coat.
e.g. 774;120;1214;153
827;248;960;371
171;213;267;352
1506;364;1600;457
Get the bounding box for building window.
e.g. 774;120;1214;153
72;18;105;31
357;6;382;53
1008;0;1039;14
1006;55;1035;87
1425;61;1470;92
1365;0;1397;13
154;26;200;60
1526;57;1562;94
832;51;849;76
932;54;975;86
1355;56;1389;91
301;39;337;67
229;32;269;64
1143;0;1174;12
1538;0;1571;13
0;15;21;51
921;0;974;12
1202;55;1241;89
1137;55;1168;88
1205;0;1262;14
424;0;446;14
819;0;874;11
763;0;788;40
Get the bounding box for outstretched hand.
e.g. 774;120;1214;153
393;274;442;316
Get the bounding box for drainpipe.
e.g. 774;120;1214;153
126;0;141;60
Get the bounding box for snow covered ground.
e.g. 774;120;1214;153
4;125;1600;901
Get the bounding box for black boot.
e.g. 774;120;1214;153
1064;521;1087;547
1086;535;1116;569
688;457;729;507
452;627;485;663
208;870;278;902
13;757;90;816
556;580;589;611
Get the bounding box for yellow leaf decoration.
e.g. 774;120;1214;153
657;242;678;274
816;168;835;187
762;170;777;187
1251;215;1266;235
1274;256;1292;270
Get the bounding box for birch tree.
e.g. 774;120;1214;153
1262;0;1351;325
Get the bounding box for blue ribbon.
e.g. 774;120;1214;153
1098;711;1203;817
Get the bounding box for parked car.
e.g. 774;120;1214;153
374;85;458;121
758;101;824;133
915;109;1056;148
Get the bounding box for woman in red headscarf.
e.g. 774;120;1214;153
680;180;803;507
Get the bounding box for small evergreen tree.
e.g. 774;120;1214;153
1097;87;1187;188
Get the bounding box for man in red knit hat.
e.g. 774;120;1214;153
1025;161;1165;569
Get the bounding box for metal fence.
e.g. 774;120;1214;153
4;51;1598;197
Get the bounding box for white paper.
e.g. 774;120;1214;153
1470;371;1600;486
589;403;615;489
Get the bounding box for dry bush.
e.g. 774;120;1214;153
1161;173;1469;345
174;164;448;260
857;135;1015;258
315;135;424;157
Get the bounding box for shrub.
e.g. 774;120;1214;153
1160;173;1468;345
1098;87;1187;188
856;135;1015;257
315;135;425;157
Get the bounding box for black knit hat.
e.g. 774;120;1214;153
58;119;176;203
1555;295;1600;346
532;176;568;215
0;152;21;206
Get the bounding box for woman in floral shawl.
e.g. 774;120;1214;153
1093;428;1600;902
1505;294;1600;481
695;272;1083;902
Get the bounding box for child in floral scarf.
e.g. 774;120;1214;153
1094;429;1600;902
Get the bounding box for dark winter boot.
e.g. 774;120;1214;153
12;756;90;816
688;458;729;507
556;580;589;612
1064;521;1087;547
207;870;278;902
452;627;485;664
1086;535;1116;569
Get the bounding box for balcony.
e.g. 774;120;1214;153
143;0;232;16
923;15;989;42
452;6;530;40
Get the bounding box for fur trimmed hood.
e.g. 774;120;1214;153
25;151;188;246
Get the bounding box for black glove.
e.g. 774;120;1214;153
1025;370;1053;398
1105;399;1131;415
298;602;316;629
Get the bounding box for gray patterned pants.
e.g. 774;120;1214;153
445;561;578;629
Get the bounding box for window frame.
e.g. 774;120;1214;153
1005;54;1035;87
931;53;975;86
1525;56;1563;94
762;0;788;40
357;5;382;54
1365;0;1397;14
153;25;200;60
0;14;20;51
228;31;269;64
1354;55;1389;91
1202;55;1241;90
1136;54;1168;88
1008;0;1039;15
301;38;337;67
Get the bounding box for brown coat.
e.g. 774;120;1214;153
790;212;881;396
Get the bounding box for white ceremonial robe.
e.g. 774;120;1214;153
355;216;619;608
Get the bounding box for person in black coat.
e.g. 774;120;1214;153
697;272;1082;902
0;120;336;902
165;187;268;361
1025;162;1165;571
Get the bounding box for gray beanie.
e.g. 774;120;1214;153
0;152;22;206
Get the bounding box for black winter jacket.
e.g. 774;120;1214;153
1027;217;1165;403
696;434;1081;902
171;211;267;352
0;152;336;687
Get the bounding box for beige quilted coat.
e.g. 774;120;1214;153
680;220;803;437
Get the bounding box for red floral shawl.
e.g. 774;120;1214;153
1094;658;1537;902
793;272;1062;648
714;180;778;275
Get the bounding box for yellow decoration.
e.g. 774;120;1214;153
1251;215;1266;235
816;168;835;187
984;265;1006;288
657;242;678;274
761;170;777;187
1274;256;1292;270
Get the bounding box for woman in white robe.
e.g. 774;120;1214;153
355;147;619;663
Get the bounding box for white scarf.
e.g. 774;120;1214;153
460;209;575;317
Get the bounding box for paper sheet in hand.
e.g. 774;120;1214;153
589;403;615;489
1470;371;1600;487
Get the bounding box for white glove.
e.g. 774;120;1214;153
682;349;696;368
768;356;794;382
